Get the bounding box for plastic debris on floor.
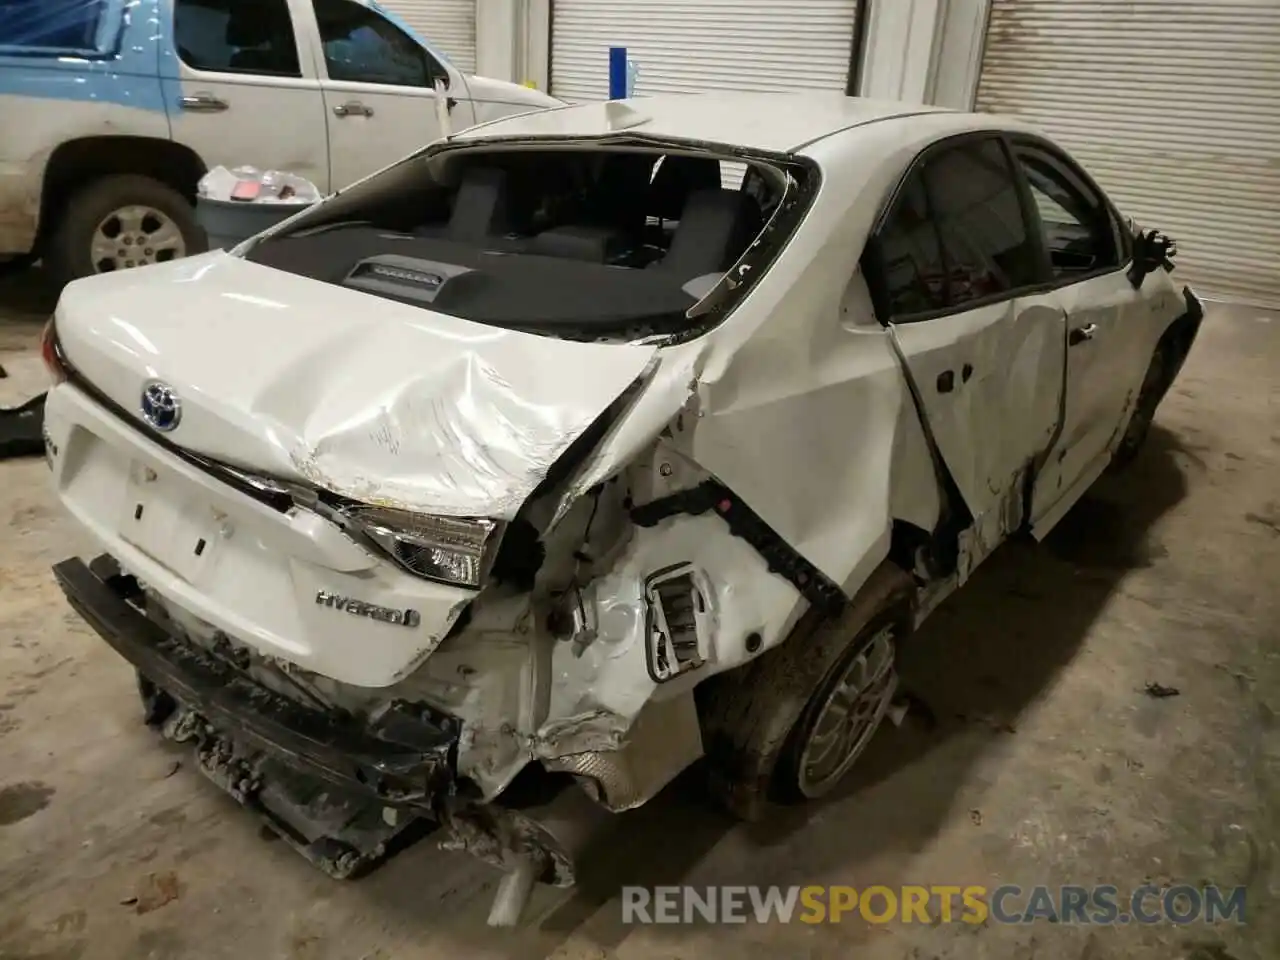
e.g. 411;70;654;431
0;354;48;461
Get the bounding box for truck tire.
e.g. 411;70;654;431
698;563;916;820
46;175;206;285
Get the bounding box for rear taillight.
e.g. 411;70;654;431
40;318;67;384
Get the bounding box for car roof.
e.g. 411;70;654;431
452;91;961;155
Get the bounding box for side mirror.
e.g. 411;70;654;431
1127;229;1176;289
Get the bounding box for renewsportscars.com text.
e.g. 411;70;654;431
621;884;1246;926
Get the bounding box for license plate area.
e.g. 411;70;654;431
118;459;221;583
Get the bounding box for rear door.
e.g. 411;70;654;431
872;135;1066;577
165;0;331;193
1009;137;1151;534
306;0;461;189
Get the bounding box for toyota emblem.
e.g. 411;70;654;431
140;380;182;432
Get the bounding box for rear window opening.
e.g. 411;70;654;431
245;140;817;342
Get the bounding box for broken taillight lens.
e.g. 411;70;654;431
340;505;502;589
40;318;68;384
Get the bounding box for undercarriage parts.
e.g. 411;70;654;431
544;693;704;811
441;784;616;926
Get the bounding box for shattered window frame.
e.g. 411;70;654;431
243;132;824;347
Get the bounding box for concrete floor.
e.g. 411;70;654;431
0;268;1276;960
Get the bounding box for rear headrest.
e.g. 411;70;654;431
649;156;723;221
448;167;511;241
658;188;763;282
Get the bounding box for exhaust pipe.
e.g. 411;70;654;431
441;783;615;926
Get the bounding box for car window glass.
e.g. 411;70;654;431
874;171;948;317
0;0;104;51
313;0;444;87
1012;142;1121;278
923;138;1041;308
174;0;301;77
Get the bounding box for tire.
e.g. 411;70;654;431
45;174;206;285
1110;344;1169;471
771;611;900;803
698;564;915;820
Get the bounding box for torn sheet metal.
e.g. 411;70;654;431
53;253;658;518
540;512;807;729
889;292;1066;574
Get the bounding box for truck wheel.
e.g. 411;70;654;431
46;175;205;284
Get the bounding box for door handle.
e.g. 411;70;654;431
1069;323;1098;347
333;101;374;118
179;93;228;113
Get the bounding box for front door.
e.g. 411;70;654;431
165;0;330;193
1010;138;1149;533
878;136;1066;577
306;0;457;189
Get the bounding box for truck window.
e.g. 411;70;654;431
174;0;301;78
313;0;448;88
0;0;105;52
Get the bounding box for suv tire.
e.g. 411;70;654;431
46;175;206;285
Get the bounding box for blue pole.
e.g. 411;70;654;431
609;46;627;99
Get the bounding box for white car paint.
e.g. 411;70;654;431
45;92;1195;805
52;252;657;520
0;0;560;257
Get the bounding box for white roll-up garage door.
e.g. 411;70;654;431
382;0;476;74
550;0;861;102
976;0;1280;308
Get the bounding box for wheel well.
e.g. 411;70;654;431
38;137;207;246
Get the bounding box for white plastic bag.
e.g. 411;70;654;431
198;165;321;204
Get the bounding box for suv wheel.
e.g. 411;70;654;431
47;175;206;284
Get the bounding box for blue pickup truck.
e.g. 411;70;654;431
0;0;557;281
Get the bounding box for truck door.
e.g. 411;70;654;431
305;0;470;189
164;0;331;193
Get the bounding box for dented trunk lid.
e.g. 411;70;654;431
54;251;658;518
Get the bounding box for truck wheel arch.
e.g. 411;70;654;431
37;136;207;247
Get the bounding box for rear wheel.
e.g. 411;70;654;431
773;620;898;801
697;566;914;820
46;175;205;285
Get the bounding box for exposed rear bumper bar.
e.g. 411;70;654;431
54;556;616;923
52;556;459;806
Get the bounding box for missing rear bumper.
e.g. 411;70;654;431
53;556;462;803
55;555;465;877
54;556;616;919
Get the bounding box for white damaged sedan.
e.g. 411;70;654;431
42;92;1200;920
